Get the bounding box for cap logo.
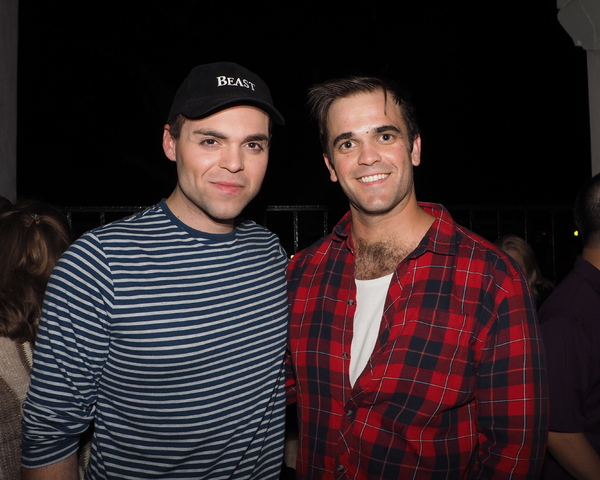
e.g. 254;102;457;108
168;63;283;125
216;76;256;91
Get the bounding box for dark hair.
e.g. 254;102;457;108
167;114;187;140
574;173;600;247
306;75;420;157
0;201;72;343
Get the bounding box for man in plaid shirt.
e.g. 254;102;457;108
285;74;548;479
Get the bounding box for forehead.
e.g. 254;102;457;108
326;90;405;135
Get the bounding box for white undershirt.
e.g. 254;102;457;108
350;273;393;386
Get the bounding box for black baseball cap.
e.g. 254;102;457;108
167;62;285;125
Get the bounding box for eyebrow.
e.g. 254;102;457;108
191;128;227;139
244;133;271;143
375;125;403;136
332;124;403;146
190;129;270;143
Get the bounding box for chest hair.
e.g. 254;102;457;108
354;238;414;280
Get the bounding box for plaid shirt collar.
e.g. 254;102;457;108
331;202;458;257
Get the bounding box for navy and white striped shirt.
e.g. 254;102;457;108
22;200;289;479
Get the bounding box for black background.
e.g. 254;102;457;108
17;1;591;218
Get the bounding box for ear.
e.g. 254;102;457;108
323;154;338;182
162;125;177;162
411;135;422;167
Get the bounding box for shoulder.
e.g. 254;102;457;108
421;203;523;279
90;203;171;237
237;220;287;250
538;275;597;349
236;219;279;240
437;215;526;290
69;203;188;258
51;208;170;284
288;211;351;273
231;221;288;270
539;265;598;327
462;227;520;275
288;232;336;272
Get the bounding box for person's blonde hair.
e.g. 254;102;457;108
0;201;72;343
494;234;554;300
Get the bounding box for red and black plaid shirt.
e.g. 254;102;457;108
286;203;548;479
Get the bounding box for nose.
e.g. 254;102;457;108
357;141;381;166
218;147;244;173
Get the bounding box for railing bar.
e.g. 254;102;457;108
293;211;299;254
58;204;573;281
496;210;501;240
551;211;557;284
65;211;73;232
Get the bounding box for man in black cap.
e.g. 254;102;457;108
22;62;289;480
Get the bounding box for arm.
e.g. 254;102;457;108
547;431;600;480
21;236;112;470
475;278;548;479
21;454;78;480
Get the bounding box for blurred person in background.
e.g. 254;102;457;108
0;200;72;479
539;173;600;480
495;234;555;308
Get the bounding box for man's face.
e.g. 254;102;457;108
324;90;421;220
163;105;270;233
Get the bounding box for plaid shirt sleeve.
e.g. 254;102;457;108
286;204;548;480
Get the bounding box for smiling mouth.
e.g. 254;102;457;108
358;173;389;183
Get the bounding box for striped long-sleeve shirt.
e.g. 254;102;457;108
286;203;548;479
22;200;289;479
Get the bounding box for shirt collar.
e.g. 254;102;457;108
331;203;459;257
417;202;459;256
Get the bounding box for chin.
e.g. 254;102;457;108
354;201;395;214
209;207;246;223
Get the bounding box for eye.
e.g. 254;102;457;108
246;142;265;152
200;138;219;146
339;140;354;151
380;133;394;142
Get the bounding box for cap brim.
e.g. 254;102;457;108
177;98;285;126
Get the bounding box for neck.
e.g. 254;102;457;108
351;202;435;280
166;189;234;234
582;246;600;271
350;201;434;246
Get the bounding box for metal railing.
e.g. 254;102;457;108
60;204;579;284
262;205;329;255
60;205;330;255
444;204;577;284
